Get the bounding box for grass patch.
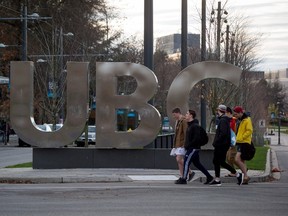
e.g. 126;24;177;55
246;146;269;170
5;162;32;168
5;147;269;170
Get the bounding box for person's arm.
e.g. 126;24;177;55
242;118;253;140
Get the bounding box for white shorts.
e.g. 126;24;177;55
170;147;186;156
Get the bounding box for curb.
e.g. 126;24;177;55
0;148;277;184
0;175;132;184
270;149;281;180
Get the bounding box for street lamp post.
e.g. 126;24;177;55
211;1;228;61
0;4;52;61
277;101;281;145
59;27;74;121
224;25;235;63
200;0;207;129
181;0;187;70
59;27;74;74
144;0;153;71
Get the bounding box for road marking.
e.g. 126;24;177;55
128;175;178;180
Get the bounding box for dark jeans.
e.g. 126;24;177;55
213;147;236;178
183;148;213;179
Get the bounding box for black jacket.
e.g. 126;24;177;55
184;119;201;150
213;114;230;149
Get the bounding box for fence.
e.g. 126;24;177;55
144;133;174;149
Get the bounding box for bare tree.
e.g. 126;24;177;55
0;0;125;125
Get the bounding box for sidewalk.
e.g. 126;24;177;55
0;134;281;184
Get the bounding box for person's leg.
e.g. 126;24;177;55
235;152;247;178
213;149;221;179
226;147;234;168
176;155;184;177
234;144;247;185
183;149;196;180
192;150;213;180
230;147;237;167
220;159;237;176
214;149;236;174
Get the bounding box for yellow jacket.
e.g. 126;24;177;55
236;116;253;144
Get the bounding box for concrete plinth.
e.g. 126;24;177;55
33;148;214;169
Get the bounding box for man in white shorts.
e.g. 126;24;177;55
171;108;195;183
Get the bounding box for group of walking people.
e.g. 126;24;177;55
171;105;253;186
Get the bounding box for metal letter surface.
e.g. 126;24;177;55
10;61;89;147
96;62;161;148
166;61;242;126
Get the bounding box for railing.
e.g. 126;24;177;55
144;133;174;149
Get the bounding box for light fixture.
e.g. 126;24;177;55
0;43;20;48
0;43;6;48
63;32;74;37
28;13;40;19
36;58;47;63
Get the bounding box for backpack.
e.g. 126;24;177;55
241;142;256;161
198;125;209;146
230;129;236;147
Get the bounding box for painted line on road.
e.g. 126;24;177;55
128;175;178;181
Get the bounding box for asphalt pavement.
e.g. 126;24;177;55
0;133;285;184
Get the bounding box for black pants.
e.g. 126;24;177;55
183;149;213;179
213;147;236;178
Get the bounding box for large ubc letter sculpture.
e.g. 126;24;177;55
10;61;89;148
96;62;161;148
166;61;242;125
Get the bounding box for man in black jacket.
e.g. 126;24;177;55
175;109;213;184
210;105;240;186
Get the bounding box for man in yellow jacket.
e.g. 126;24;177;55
233;106;253;185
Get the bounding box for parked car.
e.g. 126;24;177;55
75;125;96;147
47;124;63;131
18;124;52;147
161;125;174;133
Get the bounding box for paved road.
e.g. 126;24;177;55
0;133;287;215
0;181;287;216
0;142;32;168
269;133;288;183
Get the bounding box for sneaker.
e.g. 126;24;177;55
175;178;187;184
204;176;213;185
210;180;222;186
187;171;195;182
174;177;181;184
237;173;244;185
242;177;250;185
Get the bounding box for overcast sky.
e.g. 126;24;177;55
107;0;288;72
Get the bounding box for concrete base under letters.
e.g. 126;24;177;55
33;148;214;169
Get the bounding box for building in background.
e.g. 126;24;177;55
156;33;200;56
265;68;288;88
244;70;265;81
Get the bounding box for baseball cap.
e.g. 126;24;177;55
226;107;233;114
233;106;244;113
217;104;227;112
